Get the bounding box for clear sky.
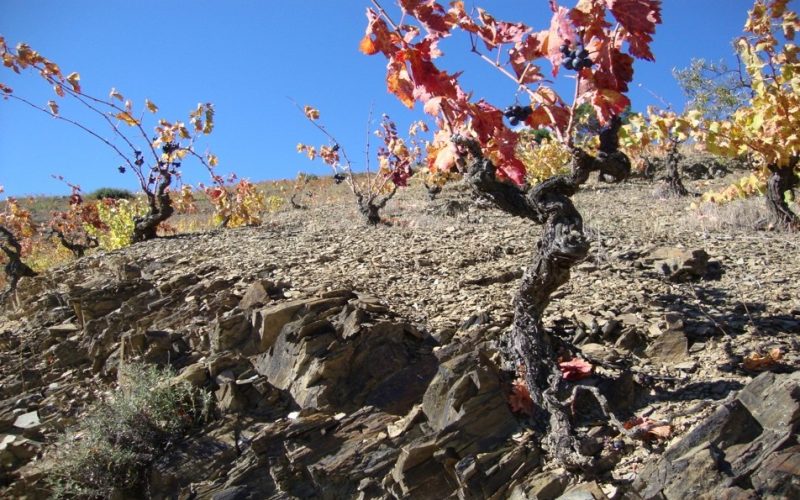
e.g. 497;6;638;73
0;0;784;197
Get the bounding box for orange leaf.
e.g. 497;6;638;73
66;72;80;93
303;105;319;120
145;99;158;113
508;377;534;415
387;66;415;108
109;87;123;101
624;416;672;441
359;35;378;55
559;358;593;381
742;348;782;371
115;112;140;126
47;100;59;115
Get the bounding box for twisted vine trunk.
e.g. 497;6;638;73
132;171;174;243
50;228;98;258
357;185;397;226
463;123;630;471
0;225;37;300
659;142;689;197
765;163;799;229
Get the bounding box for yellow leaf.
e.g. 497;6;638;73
208;154;219;167
145;99;158;113
109;87;124;101
115;111;140;126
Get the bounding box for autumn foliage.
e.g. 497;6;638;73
689;0;800;226
0;37;227;241
361;0;661;183
298;105;426;224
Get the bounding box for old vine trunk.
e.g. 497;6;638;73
0;226;37;300
357;186;397;226
132;171;175;243
462;121;631;471
765;163;799;229
659;143;689;197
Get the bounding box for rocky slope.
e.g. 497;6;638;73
1;170;799;498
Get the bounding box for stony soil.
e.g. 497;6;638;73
1;167;799;498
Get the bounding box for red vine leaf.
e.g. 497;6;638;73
399;0;455;38
607;0;662;61
542;6;578;75
590;88;630;125
559;358;594;381
509;36;546;84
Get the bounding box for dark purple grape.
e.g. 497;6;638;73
509;117;520;126
562;58;575;70
578;48;589;59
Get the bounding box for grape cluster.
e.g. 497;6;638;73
333;173;346;184
503;105;533;126
560;42;592;71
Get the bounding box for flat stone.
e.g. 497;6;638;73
13;411;40;430
647;330;688;363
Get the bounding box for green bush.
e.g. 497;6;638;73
88;187;134;200
47;363;211;498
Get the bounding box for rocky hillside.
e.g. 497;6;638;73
1;170;799;499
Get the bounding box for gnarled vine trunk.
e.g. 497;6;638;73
50;228;98;258
0;225;37;301
462;122;631;471
765;163;799;228
658;142;689;197
357;185;397;226
132;170;174;243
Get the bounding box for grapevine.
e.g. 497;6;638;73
363;0;661;469
0;37;223;241
620;107;693;196
0;188;37;299
688;0;800;228
297;105;424;225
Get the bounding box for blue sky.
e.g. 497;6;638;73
0;0;782;197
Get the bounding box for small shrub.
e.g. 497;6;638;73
88;187;134;200
265;194;285;213
47;363;211;498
